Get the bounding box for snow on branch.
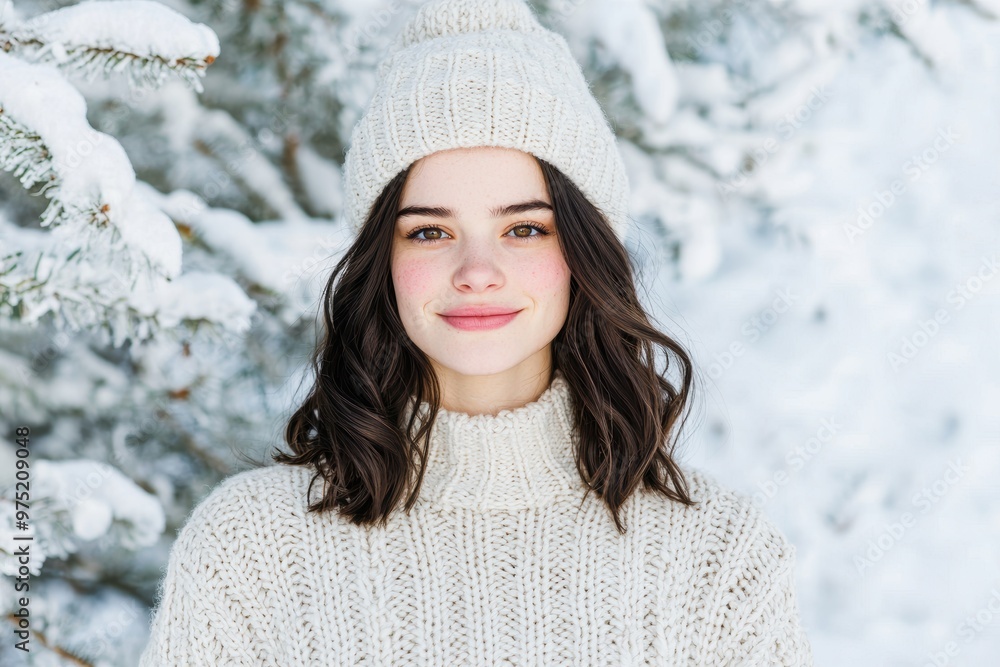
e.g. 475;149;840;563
0;5;250;347
0;459;166;578
0;52;181;270
0;51;186;342
2;0;220;93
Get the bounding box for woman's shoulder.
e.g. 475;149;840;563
681;465;765;515
191;463;309;513
664;467;812;664
170;464;313;554
661;465;798;568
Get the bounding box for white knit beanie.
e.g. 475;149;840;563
342;0;632;242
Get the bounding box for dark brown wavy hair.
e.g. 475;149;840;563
271;155;699;534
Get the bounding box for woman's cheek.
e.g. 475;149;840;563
393;256;438;312
522;249;571;293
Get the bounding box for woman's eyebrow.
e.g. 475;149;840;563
396;199;553;221
491;200;553;218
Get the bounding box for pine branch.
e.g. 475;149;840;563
0;103;58;193
0;101;112;235
1;0;219;94
8;35;215;93
1;78;177;342
3;614;95;666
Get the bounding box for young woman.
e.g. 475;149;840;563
140;0;814;665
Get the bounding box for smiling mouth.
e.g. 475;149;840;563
439;310;522;331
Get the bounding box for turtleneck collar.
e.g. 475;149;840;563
405;369;588;511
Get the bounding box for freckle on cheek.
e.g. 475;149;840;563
531;257;569;285
397;263;434;294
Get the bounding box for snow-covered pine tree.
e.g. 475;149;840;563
0;1;253;663
1;0;989;663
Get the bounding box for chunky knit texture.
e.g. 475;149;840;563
342;0;632;242
138;370;813;665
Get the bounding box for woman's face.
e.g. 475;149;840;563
391;146;571;382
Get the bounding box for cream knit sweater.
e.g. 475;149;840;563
138;371;814;665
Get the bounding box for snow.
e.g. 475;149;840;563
0;459;165;582
114;185;185;279
183;207;292;295
193;105;310;222
140;183;352;320
0;51;182;279
33;459;165;549
296;143;345;217
562;0;679;126
131;270;256;331
673;61;740;106
12;0;220;69
72;497;115;541
0;576;152;661
640;6;1000;664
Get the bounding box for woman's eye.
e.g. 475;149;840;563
406;223;550;245
406;226;452;244
509;224;547;239
409;227;447;243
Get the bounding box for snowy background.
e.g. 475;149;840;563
1;0;998;664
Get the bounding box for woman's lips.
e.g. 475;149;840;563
440;310;521;331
